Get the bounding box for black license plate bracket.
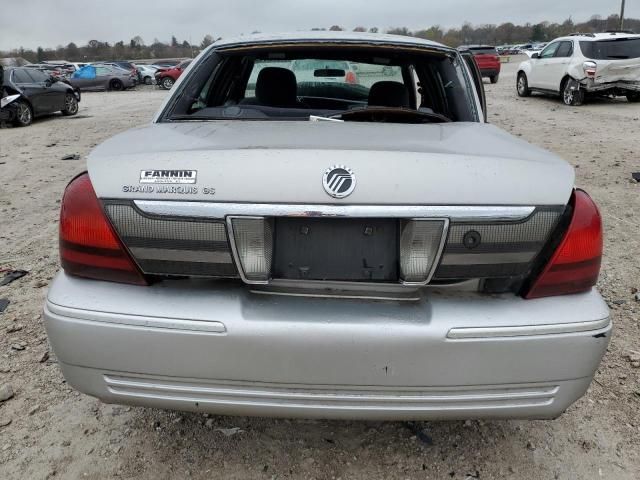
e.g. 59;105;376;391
272;218;399;282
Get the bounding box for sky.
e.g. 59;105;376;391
0;0;636;51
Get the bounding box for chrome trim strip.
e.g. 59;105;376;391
104;375;559;403
440;251;538;266
46;302;227;334
251;286;421;301
135;201;536;222
447;318;611;339
129;247;233;264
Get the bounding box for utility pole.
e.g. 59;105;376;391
619;0;626;30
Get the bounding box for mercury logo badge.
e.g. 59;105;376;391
322;165;356;198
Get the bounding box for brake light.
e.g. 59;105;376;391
59;173;147;285
583;61;597;78
345;71;358;84
525;190;602;299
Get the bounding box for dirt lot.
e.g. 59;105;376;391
1;61;639;480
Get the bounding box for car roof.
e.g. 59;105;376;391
555;32;640;41
210;31;451;51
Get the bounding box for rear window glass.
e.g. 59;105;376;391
245;59;403;97
25;69;50;82
469;48;497;55
166;47;477;124
12;69;32;84
580;38;640;59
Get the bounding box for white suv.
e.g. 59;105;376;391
517;32;640;105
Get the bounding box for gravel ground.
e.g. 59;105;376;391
0;62;639;480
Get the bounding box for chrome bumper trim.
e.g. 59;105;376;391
134;200;536;222
447;317;610;339
103;373;559;410
45;302;227;334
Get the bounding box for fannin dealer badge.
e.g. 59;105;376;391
139;170;197;184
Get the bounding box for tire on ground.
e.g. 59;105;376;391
516;72;530;97
13;99;33;127
110;79;124;91
61;93;79;116
161;77;174;89
562;78;584;106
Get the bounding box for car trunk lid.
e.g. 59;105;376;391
88;121;574;206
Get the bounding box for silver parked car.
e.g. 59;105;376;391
68;64;136;91
45;32;609;421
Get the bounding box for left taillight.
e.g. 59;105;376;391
59;173;147;285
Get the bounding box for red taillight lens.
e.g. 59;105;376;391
345;71;358;84
59;173;147;285
525;190;602;299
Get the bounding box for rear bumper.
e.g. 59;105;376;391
582;79;640;93
44;273;611;420
479;68;500;77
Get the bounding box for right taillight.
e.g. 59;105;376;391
525;189;602;299
59;173;147;285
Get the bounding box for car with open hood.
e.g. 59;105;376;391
155;59;191;89
44;32;609;421
517;32;640;105
1;66;80;126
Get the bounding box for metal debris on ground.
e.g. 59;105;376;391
0;270;28;286
214;427;243;437
61;154;80;161
404;421;433;445
632;172;640;182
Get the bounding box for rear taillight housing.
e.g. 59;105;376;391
59;173;147;285
525;189;602;299
583;61;597;78
345;71;358;84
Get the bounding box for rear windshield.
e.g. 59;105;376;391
163;46;477;124
469;47;497;55
580;38;640;59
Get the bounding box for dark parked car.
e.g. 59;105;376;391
1;66;80;126
155;60;191;89
458;46;501;83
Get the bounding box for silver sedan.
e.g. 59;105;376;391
69;64;136;91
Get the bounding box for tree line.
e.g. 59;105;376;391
2;13;637;64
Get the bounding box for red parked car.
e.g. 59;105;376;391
459;46;501;84
155;60;192;90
